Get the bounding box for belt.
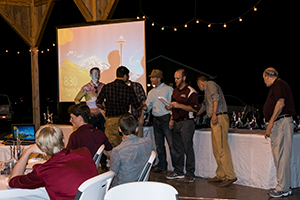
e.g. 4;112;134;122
216;112;227;116
154;114;170;120
174;118;193;122
274;114;292;122
90;113;102;117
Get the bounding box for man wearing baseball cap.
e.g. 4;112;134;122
143;69;176;173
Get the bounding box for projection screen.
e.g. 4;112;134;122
57;20;146;102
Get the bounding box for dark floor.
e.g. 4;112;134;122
148;171;300;200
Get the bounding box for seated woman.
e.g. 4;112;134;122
8;124;97;200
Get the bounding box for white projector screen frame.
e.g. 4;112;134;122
57;19;146;102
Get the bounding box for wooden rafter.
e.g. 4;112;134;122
73;0;93;22
0;6;32;46
32;0;55;46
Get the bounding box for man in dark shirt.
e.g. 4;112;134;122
263;67;295;198
9;124;97;200
165;69;199;183
97;66;143;147
67;103;112;157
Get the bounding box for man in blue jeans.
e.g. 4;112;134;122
143;69;176;173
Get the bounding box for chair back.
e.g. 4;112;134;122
137;151;156;181
74;170;115;200
93;144;105;169
104;181;179;200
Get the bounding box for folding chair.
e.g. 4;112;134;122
137;151;156;181
104;181;179;200
93;144;105;169
74;170;115;200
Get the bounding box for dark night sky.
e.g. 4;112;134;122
0;0;298;116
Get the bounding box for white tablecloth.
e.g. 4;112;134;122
0;125;74;162
164;129;300;189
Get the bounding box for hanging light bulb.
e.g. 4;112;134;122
174;27;177;31
52;43;55;46
5;50;8;53
239;17;243;22
47;48;50;51
196;19;199;24
254;7;257;11
29;49;31;52
161;27;164;30
184;24;187;28
17;51;20;54
152;22;155;26
223;23;227;28
137;16;140;19
143;16;145;19
208;23;211;28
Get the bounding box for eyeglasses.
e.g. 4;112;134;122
94;86;98;94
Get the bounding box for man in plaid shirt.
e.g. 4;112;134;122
126;79;146;137
97;66;144;147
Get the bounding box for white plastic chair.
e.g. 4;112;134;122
93;144;105;169
74;170;115;200
104;181;179;200
137;151;156;181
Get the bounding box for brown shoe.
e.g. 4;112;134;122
207;176;223;182
219;177;237;187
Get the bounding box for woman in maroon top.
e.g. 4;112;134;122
8;124;97;200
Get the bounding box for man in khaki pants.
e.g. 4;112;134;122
196;74;237;187
263;68;295;198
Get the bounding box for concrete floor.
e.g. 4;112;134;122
148;171;300;200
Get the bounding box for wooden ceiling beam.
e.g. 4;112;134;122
32;0;56;46
0;0;30;7
0;6;32;46
101;0;118;20
73;0;93;22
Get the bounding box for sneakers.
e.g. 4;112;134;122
268;188;292;198
219;177;237;187
166;172;185;180
207;176;223;182
184;174;195;183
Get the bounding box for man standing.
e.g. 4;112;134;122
143;69;176;173
74;67;105;131
97;66;143;147
196;74;237;187
110;113;154;187
126;79;147;137
263;68;295;198
166;69;199;183
74;67;108;170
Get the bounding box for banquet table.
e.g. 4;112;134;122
0;161;49;200
164;128;300;189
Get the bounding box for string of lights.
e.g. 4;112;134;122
1;43;56;55
2;0;262;54
137;0;262;30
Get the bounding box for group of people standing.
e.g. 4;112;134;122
7;66;295;199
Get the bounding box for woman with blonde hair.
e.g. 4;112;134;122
8;124;97;200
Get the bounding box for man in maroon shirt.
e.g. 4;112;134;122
263;68;295;198
9;124;97;200
67;103;113;157
165;69;199;183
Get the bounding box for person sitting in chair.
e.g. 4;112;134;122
110;113;154;187
67;103;113;158
8;124;97;200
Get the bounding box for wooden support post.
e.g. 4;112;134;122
30;47;40;129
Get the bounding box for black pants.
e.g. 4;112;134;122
172;119;195;176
